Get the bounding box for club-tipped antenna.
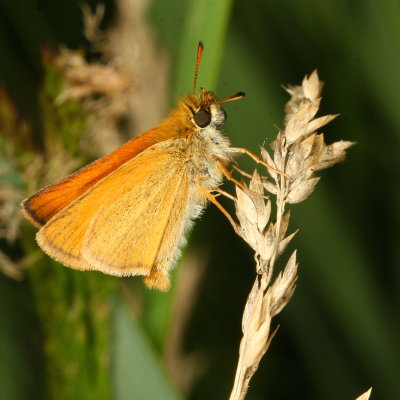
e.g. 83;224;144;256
203;91;246;107
214;91;246;104
193;41;204;94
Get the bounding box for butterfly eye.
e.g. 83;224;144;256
193;108;211;128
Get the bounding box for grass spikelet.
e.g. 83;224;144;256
228;71;355;400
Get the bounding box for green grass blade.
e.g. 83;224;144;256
112;299;182;400
140;0;235;352
174;0;235;93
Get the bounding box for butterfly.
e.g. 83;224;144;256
21;42;269;291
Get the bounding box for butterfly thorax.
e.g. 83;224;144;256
182;90;235;191
148;89;236;191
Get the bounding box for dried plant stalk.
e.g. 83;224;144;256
355;388;372;400
228;71;355;400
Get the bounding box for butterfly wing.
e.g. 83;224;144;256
22;127;171;228
37;139;195;291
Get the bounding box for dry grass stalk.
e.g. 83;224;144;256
228;71;354;400
55;47;132;109
0;250;42;280
355;388;372;400
57;0;169;156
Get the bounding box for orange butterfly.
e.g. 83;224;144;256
22;42;266;291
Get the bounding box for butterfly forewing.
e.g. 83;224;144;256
37;139;191;290
22;127;171;227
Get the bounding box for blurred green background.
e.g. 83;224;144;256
0;0;399;400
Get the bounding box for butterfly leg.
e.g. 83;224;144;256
216;159;269;199
229;147;287;176
230;163;270;182
196;185;240;236
231;163;253;179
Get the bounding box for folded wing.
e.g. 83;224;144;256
37;140;192;290
22;127;170;227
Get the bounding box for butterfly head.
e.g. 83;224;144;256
164;42;245;137
181;88;245;131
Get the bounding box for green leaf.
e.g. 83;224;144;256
174;0;235;93
112;299;182;400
